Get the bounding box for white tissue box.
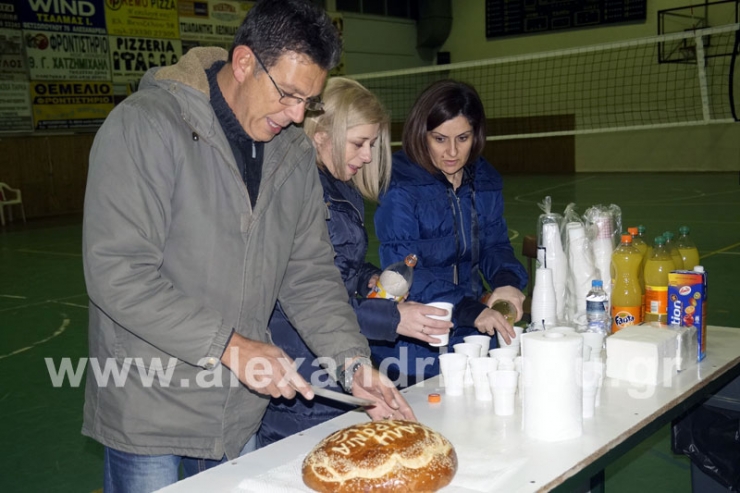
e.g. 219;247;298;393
606;326;678;386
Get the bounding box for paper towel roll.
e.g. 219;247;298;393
522;331;583;441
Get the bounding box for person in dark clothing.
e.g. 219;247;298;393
372;80;529;384
257;77;451;447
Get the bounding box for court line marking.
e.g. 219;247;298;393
50;300;88;309
700;241;740;260
718;251;740;255
0;318;70;360
513;176;597;203
0;295;27;299
0;294;87;314
15;249;82;257
509;229;519;241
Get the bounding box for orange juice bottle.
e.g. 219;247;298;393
677;226;700;271
663;231;684;270
628;226;647;289
638;225;653;262
610;233;643;332
643;236;673;324
628;226;647;318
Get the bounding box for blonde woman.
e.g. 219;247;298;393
257;78;450;446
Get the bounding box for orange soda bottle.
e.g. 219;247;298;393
628;226;647;318
638;225;653;261
677;226;700;271
643;236;674;324
663;231;684;270
610;233;643;332
628;226;647;289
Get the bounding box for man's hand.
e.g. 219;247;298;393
350;365;416;421
220;333;314;400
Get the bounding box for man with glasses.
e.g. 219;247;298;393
82;1;414;491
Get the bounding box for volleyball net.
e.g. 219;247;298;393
350;24;740;142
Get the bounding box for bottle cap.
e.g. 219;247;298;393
592;279;603;288
664;231;675;240
428;393;441;403
621;234;632;244
679;226;690;235
627;227;638;236
638;225;646;234
404;254;418;268
654;236;665;245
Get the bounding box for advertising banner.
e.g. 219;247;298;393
0;0;21;29
25;31;110;80
0;28;26;80
0;80;33;132
178;0;250;50
31;80;114;129
105;0;179;39
18;0;106;35
109;35;182;85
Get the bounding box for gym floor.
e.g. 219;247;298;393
1;172;738;492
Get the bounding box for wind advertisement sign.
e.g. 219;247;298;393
17;0;107;34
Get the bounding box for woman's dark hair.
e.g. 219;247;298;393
402;80;487;175
230;0;342;71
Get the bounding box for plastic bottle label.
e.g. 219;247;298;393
611;306;641;332
367;279;405;302
644;285;668;315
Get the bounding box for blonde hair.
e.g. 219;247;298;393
303;77;391;202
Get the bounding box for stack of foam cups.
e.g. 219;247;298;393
530;267;558;329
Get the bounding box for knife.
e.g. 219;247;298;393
310;385;375;407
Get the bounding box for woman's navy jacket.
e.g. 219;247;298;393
258;168;400;446
371;150;528;384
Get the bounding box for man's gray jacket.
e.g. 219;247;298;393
82;47;370;459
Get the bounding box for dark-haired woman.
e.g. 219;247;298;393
373;80;528;385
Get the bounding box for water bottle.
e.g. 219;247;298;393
586;279;608;334
368;254;417;301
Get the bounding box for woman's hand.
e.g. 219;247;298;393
395;301;452;344
474;307;516;344
367;273;380;290
486;285;526;322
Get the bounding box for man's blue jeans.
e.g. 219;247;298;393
103;435;259;493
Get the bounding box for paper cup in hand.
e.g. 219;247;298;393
425;301;453;347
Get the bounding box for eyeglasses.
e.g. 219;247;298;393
252;51;324;112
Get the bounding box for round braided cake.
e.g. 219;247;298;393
302;420;457;492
